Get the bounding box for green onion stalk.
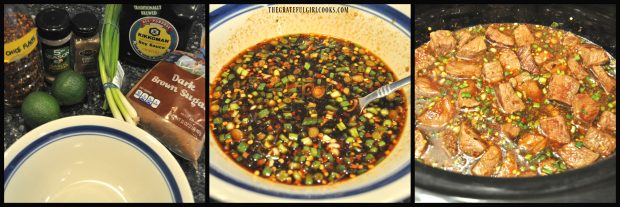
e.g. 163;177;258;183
99;4;139;124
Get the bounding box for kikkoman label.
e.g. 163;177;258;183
4;28;38;63
129;17;179;62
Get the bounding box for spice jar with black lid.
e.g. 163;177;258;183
71;12;100;77
36;8;73;83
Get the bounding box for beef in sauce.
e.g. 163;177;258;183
415;23;616;177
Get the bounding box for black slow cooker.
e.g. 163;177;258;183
414;4;616;203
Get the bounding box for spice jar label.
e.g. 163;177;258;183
129;17;179;62
43;46;71;74
4;29;38;63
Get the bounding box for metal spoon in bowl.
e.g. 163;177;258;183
355;75;411;114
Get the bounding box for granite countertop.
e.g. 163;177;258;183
3;4;205;203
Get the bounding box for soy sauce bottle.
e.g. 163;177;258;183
119;4;200;68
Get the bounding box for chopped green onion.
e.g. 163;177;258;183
575;141;584;148
230;103;240;110
591;91;601;101
301;137;313;146
213;117;223;125
258;109;270;118
262;166;272;176
345;137;355;144
310;147;318;157
349;128;359;137
365;139;375;148
459;82;469;89
289;133;299;141
237;142;248;153
383;119;392;127
325;105;338;111
284;112;293;119
257;83;266;90
336;121;347;131
302;117;320;125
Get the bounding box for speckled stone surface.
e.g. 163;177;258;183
3;4;205;203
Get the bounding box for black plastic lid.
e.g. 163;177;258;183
168;4;201;21
35;8;72;40
72;12;98;37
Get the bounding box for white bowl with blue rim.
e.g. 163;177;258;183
3;115;194;203
209;4;411;202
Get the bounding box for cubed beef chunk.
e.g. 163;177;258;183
572;93;600;123
534;50;554;65
516;80;544;103
501;123;520;139
591;65;616;95
457;80;480;108
497;82;525;114
596;111;616;132
445;60;482;78
486;27;514;47
547;74;579;105
583;127;616;156
459;123;487;157
429;30;457;56
498;49;521;73
562;33;581;49
415;47;436;71
518;133;548;155
513;24;535;47
567;56;588;80
498;151;519;177
415;130;428;158
417;97;456;128
539;116;571;145
471;145;501;176
415;77;440;98
517;46;540;74
456;30;474;48
577;44;609;67
558;142;599;169
541;59;565;72
483;60;504;84
519;170;538;177
439;131;458;157
456;36;487;59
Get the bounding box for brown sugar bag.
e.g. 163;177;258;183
126;50;205;168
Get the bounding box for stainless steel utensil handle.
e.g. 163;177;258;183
359;75;411;112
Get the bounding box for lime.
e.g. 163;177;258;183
21;91;61;128
52;70;87;106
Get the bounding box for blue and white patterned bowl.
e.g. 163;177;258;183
4;115;194;203
209;4;411;202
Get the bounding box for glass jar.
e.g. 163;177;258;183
72;12;100;77
36;8;73;83
3;4;45;107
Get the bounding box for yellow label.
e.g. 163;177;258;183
4;28;38;63
135;25;172;58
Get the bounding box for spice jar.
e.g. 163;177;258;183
36;8;73;83
4;4;45;107
71;12;100;77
